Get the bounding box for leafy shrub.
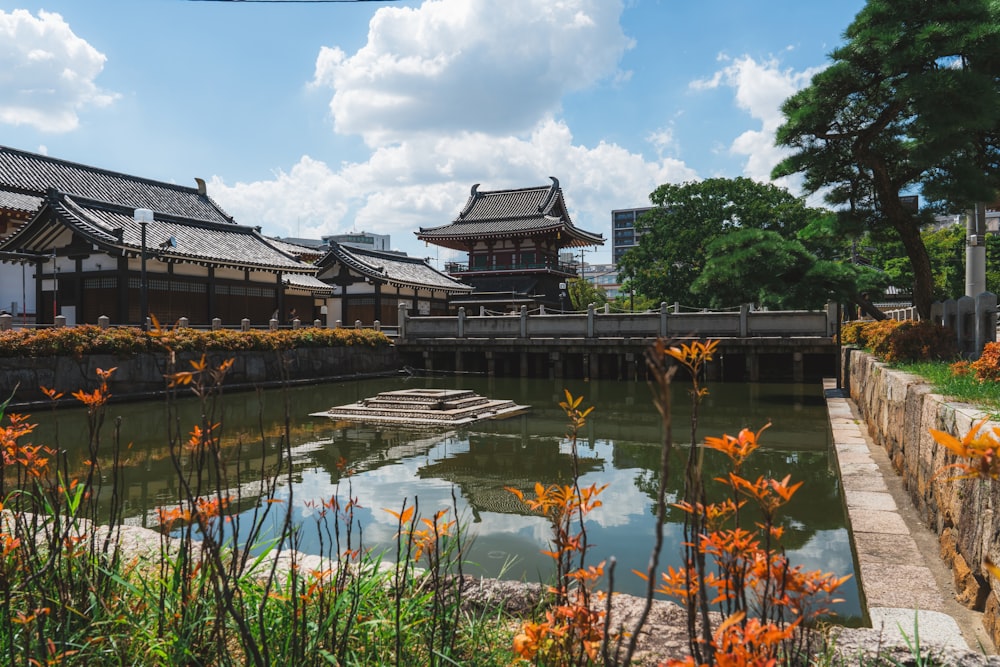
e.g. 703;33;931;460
971;342;1000;382
843;319;957;364
869;320;957;363
0;325;390;358
839;320;867;345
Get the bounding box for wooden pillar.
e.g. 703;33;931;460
116;255;129;325
207;266;216;324
73;257;83;322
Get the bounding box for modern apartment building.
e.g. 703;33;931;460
611;206;654;264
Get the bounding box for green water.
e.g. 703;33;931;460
26;375;862;623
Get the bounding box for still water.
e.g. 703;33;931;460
28;375;862;623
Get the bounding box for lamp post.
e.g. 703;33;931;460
134;208;154;329
558;281;567;312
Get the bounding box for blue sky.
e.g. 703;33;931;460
1;0;866;265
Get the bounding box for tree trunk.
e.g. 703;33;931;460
851;292;887;320
889;212;934;319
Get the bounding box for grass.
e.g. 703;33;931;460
889;360;1000;417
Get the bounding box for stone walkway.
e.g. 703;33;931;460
824;378;995;658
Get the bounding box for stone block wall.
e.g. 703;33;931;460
0;345;402;406
843;348;1000;644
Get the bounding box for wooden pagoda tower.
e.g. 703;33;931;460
415;177;604;311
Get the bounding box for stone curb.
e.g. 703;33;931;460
823;379;987;660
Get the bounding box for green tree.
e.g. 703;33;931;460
616;177;820;308
566;277;608;310
691;228;880;310
773;0;1000;319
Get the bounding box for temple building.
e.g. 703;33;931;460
315;242;472;326
416;178;604;311
0;145;329;326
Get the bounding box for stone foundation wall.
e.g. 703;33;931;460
843;348;1000;645
0;345;402;406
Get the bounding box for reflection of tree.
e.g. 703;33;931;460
626;444;843;552
417;433;603;517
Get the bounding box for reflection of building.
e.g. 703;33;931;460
315;241;472;326
417;178;603;311
417;433;602;516
0;145;328;325
612;206;654;264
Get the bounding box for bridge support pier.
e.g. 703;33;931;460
486;350;495;377
520;351;528;378
747;352;760;382
705;358;720;382
455;351;463;374
423;350;433;374
793;352;804;383
550;352;563;380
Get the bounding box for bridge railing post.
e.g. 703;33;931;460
398;302;408;339
660;302;668;337
826;301;837;337
975;291;997;359
957;295;975;357
520;305;527;338
458;307;466;338
587;304;595;338
739;304;750;337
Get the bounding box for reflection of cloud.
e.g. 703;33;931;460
579;467;650;528
787;529;853;576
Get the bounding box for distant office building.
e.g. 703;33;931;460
323;231;390;252
611;207;654;264
582;263;621;299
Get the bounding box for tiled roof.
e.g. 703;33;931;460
317;242;473;292
416;178;604;250
0;192;313;273
0;190;40;215
0;145;233;224
267;236;325;261
283;273;333;294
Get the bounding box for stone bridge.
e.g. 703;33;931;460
393;303;840;382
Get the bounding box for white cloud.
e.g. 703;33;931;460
311;0;634;145
693;54;822;186
211;0;700;261
211;119;695;258
0;9;117;132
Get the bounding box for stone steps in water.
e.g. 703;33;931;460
310;388;529;427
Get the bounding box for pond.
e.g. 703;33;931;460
27;374;862;624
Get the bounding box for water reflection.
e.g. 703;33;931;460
24;375;862;623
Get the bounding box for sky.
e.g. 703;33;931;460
0;0;868;266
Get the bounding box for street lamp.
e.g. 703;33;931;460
558;281;567;312
134;208;154;329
